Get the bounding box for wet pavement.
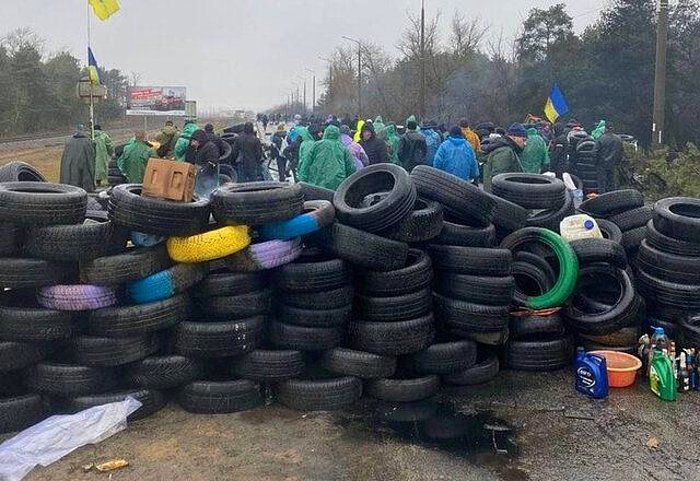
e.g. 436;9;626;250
12;368;700;481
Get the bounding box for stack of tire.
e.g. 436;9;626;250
563;237;644;354
579;189;651;257
636;197;700;337
108;144;128;186
572;137;599;195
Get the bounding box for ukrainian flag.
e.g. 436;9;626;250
544;83;569;123
88;47;101;85
89;0;121;21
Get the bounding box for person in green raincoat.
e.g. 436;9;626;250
519;127;550;174
384;123;401;165
117;131;155;183
174;121;199;161
297;125;357;190
296;126;317;172
591;120;606;140
373;116;386;134
93;125;113;186
60;125;95;192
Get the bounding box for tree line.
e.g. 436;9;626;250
0;28;128;137
288;0;700;148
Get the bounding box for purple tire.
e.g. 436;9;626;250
37;285;118;311
225;239;303;271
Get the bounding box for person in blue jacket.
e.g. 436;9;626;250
433;126;479;183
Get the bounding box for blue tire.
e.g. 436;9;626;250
128;270;175;304
259;200;335;241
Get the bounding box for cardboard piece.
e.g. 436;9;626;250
142;158;196;202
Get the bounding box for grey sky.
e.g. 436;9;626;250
1;0;607;111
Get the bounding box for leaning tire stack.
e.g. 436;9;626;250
572;139;599;195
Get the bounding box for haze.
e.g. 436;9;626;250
0;0;606;112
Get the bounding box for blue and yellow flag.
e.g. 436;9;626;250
544;83;569;123
89;0;121;21
88;47;101;85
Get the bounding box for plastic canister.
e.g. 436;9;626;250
575;348;609;399
559;214;603;242
649;350;677;401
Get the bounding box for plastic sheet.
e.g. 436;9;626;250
0;397;142;481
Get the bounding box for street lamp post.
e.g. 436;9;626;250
342;36;362;118
305;68;316;114
297;75;307;113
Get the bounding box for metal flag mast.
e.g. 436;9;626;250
87;0;95;140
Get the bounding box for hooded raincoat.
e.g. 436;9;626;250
433;136;479;182
385;124;401;165
520;128;550;174
117;139;154;184
360;123;390;165
60;132;96;192
297;127;317;172
298;125;357;190
93;129;113;184
422;128;442;165
341;134;368;170
460;127;481;153
482;137;524;192
174;122;199;161
353;119;365;143
591;120;606;140
373;116;386;134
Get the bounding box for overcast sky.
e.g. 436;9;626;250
1;0;608;111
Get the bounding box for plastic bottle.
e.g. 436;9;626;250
562;173;584;208
559;214;603;242
650;350;677;401
574;348;609;399
678;352;691;392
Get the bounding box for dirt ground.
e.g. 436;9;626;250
10;369;699;481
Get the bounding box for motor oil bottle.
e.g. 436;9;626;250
648;327;670;377
559;214;603;242
575;348;609;399
649;350;677;401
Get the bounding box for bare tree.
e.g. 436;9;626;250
128;71;142;87
2;28;45;56
450;13;489;57
397;9;441;60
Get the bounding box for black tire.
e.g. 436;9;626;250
196;271;266;297
526;192;575;232
409;340;477;374
570;238;628;268
88;294;189;337
275;377;362;411
436;220;496;247
0;223;20;257
195;289;272;320
80;246;172;285
280;285;353;309
108;175;126;186
25;217;128;262
24;363;120;396
277;304;352;328
269;321;343;351
680;314;700;346
563;266;642;335
0;341;46;371
381;198;444;243
231;350;305;381
512;258;555;306
355;249;433;296
0;303;76;342
621;225;647;252
433;293;510;333
646;220;700;257
596;219;623;244
108;184;210;236
56;389;166;420
299;182;335;202
276;259;350;292
0;257;73;289
510;313;565;339
608;206;653;232
312;223;409;272
125;355;201;389
514;250;557;285
428;245;512;276
577;339;636;355
334;163;417;233
492;173;567;210
579;327;641;347
637;240;700;284
411;165;495;226
579;189;644;217
483;192;530;233
442;354;500;385
0;161;46;182
321;348;397;379
636;266;700;310
0;394;48;433
212;181;304;225
505;335;573;371
175;317;265;358
70;335;158;367
178;380;262;413
354;288;432;322
349;315;435;355
366;375;440;402
0;182;86;226
652;197;700;243
434;273;515;306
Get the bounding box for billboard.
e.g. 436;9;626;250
127;86;187;116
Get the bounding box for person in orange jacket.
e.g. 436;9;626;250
459;118;481;153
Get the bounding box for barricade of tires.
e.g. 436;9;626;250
572;138;599;195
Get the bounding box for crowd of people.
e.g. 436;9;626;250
58;112;624;200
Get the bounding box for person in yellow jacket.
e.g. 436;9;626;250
353;119;365;143
459;118;481;153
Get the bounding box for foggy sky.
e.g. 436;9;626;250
0;0;607;111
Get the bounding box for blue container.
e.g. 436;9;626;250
575;348;609;399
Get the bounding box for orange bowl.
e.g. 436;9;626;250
588;350;642;388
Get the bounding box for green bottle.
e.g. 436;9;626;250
650;350;677;401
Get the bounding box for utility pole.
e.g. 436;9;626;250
297;75;307;113
652;0;669;147
420;0;426;122
343;36;362;118
319;56;333;106
306;68;316;114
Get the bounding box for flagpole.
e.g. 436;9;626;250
87;1;95;140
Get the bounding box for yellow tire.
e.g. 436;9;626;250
167;226;251;263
